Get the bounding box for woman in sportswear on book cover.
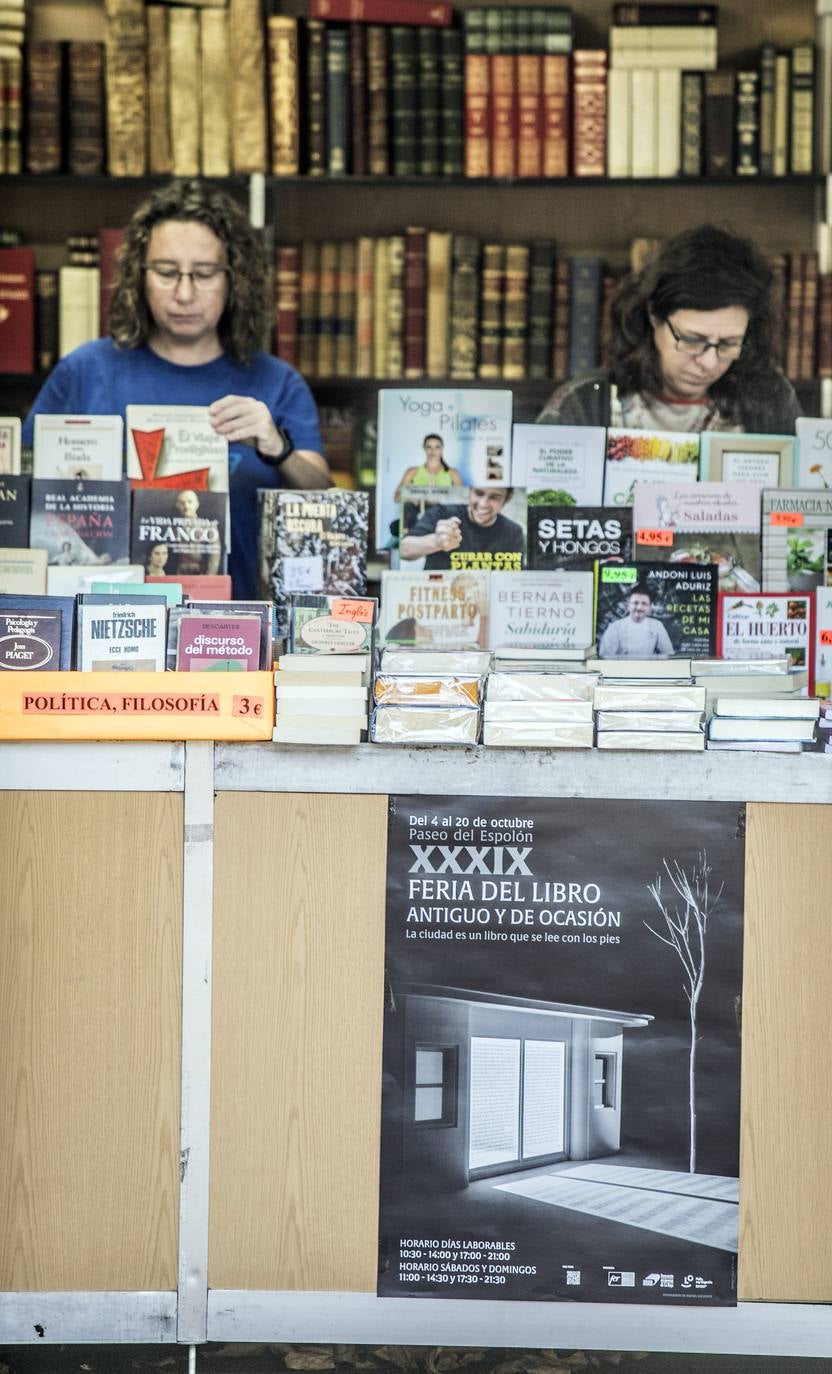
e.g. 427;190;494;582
538;224;801;437
393;432;465;501
22;179;330;600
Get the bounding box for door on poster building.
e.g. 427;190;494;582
468;1035;569;1178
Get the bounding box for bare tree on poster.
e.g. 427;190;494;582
645;851;724;1173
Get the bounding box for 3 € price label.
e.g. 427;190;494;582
636;527;674;548
769;511;805;528
232;694;264;718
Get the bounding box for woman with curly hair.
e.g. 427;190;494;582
538;224;801;436
23;179;329;598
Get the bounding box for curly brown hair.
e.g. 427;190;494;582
609;225;783;424
107;179;266;364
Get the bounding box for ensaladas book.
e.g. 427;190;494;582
700;431;795;485
126;404;229;491
595;560;718;659
0;550;48;596
166;601;273;671
528;505;633;571
258;488;368;639
815;585;832;697
174;612;264;672
30;478;131;565
488;570;595;651
632;480;763;593
511;423;606;505
0;475;31;547
289;592;377;655
379;569;489;649
717;591;814;681
76;593;168;672
33;414;124;479
130;488;228;578
375;387;513;551
399;484;526;572
796;417;832;490
0;417;22;475
761;488;832;592
0;594;76;670
603;428;700;506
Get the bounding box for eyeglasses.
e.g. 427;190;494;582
665;316;745;361
143;263;230;291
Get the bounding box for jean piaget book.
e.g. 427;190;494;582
289;593;377;655
30;478;131;565
603;429;700;506
488;570;595;651
0;475;31;547
259;488;369;639
717;591;814;674
379;569;490;649
511;423;606;504
528;505;633;570
76;593;168;672
33;414;124;479
595;560;718;660
632;481;762;594
399;485;526;572
131;488;228;578
375;388;513;551
126;405;229;491
0;595;75;670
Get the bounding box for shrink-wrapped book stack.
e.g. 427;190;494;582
692;656;808;708
482;667;597;748
707;695;820;752
370;648;488;745
273;652;371;745
590;658;706;751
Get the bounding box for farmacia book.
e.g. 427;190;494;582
399;485;526;572
632;480;762;593
717;592;814;672
76;593;168;671
761;489;832;592
131;488;228;578
33;414;124;479
375;388;513;551
603;428;699;506
126;404;229;491
30;478;131;565
488;570;595;651
379;569;490;649
0;594;75;670
595;560;718;660
528;505;632;570
258;488;368;639
510;423;605;504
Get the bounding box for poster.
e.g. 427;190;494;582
379;796;744;1306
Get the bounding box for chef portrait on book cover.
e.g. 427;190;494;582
379;795;745;1306
595;563;718;660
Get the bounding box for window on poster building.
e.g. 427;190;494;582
414;1045;458;1126
593;1052;617;1110
469;1035;567;1172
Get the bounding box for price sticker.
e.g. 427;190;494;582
232;695;264;718
330;597;376;624
601;566;638;584
820;630;832;646
769;511;805;527
636;527;674;548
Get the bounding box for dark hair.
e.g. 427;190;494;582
470;486;514;503
629;584;654;601
609;225;781;423
422;433;449;471
108;178;266;364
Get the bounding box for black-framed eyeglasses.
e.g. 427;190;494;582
665;316;745;361
143;263;230;291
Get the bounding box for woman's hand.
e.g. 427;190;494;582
208;395;283;457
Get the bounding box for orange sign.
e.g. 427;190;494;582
330;597;376;623
769;511;805;527
820;630;832;646
635;527;674;547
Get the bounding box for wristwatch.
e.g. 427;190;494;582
258;426;294;467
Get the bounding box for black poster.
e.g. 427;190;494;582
379;796;745;1306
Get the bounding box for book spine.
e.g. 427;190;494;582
599;269;618;369
790;39;815;174
606;67;630;176
572;49;607;177
527;238;554;379
201;8;231;177
354;235;375;376
275;244;300;367
567;255;601;375
785;251;803;381
680;70;703;176
656;67;681;177
425;229;451;377
478;241;504;379
98;225;125;337
25;40;63;174
316;240;339;375
769;251;787;370
298;241;319;375
305;20;327;176
517;52;542;178
145;6;173;175
773;51;789;177
35;267;58;372
309;0;452;26
267;15;299;176
386;233;405;374
818;272;832;379
3;51;22;175
168;7;200;176
373;235;390;376
349;22;367;176
229;0;267;174
703;67;735;177
799;249;818;382
104;0;147;176
490;52;516;178
758;41;776;176
67;40;104;175
542;52;569;176
630;67;657;177
502;241;529;380
418;25;441;176
612;4;718;23
58;264;100;358
439;27;463;176
448;232;479;380
464;50;490;176
326;25;350;174
552;255;570;378
335;239;356;376
389;24;418;174
365;24;388;175
403;224;427;377
735;68;760;175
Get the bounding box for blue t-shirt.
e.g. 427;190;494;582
22;339;323;600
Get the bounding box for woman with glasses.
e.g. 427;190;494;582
537;224;800;436
22;179;329;599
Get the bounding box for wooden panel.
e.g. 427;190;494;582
739;802;832;1302
210;791;388;1291
0;792;182;1292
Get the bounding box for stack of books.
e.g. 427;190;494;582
707;696;821;752
272;652;371;745
692;657;809;708
371;650;484;744
591;658;706;751
490;644;596;675
483;667;596;748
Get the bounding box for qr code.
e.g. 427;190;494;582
566;1270;581;1286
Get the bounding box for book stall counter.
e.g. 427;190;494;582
1;740;831;1356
